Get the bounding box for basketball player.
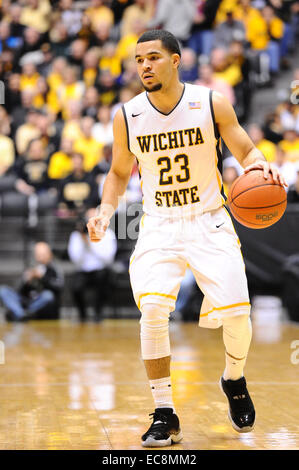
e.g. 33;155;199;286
87;30;287;447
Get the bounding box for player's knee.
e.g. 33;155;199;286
223;313;252;340
140;303;171;336
140;303;171;359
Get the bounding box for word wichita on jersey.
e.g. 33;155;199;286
136;126;204;153
136;127;205;208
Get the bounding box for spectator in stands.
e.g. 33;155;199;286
92;105;114;146
196;62;235;105
210;47;242;89
5;73;21;115
14;137;50;195
49;20;73;57
188;0;221;57
8;3;26;40
248;123;276;162
82;48;101;88
61;99;83;141
0;107;15;177
48;137;74;184
14;106;41;156
227;40;252;121
179;48;198;83
213;9;246;49
287;165;299;203
121;0;155;38
20;0;52;34
118;58;141;90
96;68;119;106
11;88;36;137
82;86;100;119
57;152;100;216
0;242;64;322
116;17;146;63
272;145;297;189
13;27;42;71
111;86;136;118
148;0;196;44
58;65;85;121
99;42;122;79
85;0;114;33
67;208;117;321
68;38;88;69
279;130;299;163
247;5;284;75
73;116;104;171
262;111;284;144
276;101;299;133
59;0;83;38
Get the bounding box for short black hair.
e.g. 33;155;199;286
137;30;181;57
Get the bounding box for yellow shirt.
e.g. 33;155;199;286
85;6;114;31
279;138;299;162
83;68;98;88
214;63;242;87
121;3;154;37
62;121;83;141
257;139;276;162
99;56;122;77
20;72;40;91
215;0;239;24
73;137;104;171
47;72;64;92
116;33;139;62
20;0;51;33
247;13;284;50
58;82;85;120
48;151;74;179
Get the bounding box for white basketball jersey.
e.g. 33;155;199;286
123;83;225;218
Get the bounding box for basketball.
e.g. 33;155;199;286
228;169;287;229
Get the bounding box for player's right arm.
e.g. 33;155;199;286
87;108;136;242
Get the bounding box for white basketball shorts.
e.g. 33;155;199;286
129;206;251;328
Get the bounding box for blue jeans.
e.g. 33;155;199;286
266;40;281;73
0;286;55;320
188;30;215;57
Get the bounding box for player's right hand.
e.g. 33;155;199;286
87;215;110;243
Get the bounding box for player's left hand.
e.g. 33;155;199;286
244;161;288;187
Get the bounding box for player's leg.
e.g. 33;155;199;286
129;214;186;446
139;302;183;447
187;207;255;432
220;313;255;432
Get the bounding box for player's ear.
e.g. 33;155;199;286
172;53;181;69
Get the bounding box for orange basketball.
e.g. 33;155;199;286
228;169;287;229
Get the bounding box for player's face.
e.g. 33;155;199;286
135;40;179;92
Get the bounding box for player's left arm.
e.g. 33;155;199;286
212;91;287;187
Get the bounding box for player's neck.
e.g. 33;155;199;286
147;80;185;115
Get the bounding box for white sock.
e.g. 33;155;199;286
222;314;252;381
149;376;175;412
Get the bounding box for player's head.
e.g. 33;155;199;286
135;30;181;92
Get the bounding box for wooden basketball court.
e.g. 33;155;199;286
0;318;298;450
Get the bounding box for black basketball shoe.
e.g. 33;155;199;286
220;376;255;433
141;408;183;447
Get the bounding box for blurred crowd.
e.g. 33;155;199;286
0;0;299;216
0;0;299;322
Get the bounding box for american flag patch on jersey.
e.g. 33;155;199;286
188;101;201;109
